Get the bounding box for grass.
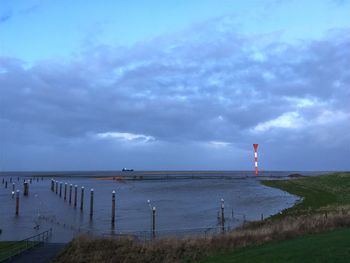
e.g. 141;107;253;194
197;228;350;263
262;172;350;215
0;241;33;262
52;172;350;263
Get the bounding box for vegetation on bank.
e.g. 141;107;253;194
197;228;350;263
52;172;350;263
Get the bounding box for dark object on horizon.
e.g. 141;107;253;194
288;173;304;178
122;168;134;172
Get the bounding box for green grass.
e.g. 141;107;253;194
0;241;36;262
262;172;350;215
196;227;350;263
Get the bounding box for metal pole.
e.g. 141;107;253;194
111;190;116;228
74;185;78;208
90;189;94;219
15;190;19;216
221;198;225;234
152;206;156;239
80;186;84;211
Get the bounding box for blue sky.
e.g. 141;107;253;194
1;0;349;63
0;0;349;171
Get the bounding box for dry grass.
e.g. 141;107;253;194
52;207;350;263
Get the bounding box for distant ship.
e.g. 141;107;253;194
122;168;134;172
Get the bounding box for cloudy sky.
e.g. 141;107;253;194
0;0;349;171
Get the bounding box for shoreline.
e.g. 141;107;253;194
51;171;350;263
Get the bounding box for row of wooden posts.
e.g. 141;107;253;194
50;179;95;220
3;177;230;237
50;179;158;237
1;177;40;216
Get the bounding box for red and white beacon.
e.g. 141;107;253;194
253;144;259;176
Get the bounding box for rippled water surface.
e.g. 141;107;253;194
0;171;320;242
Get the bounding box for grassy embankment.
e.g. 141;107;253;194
196;172;350;262
53;172;350;263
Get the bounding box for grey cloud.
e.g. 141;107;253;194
0;17;349;170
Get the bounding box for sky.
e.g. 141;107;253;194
0;0;349;171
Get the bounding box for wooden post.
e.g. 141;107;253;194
23;181;29;196
5;181;7;188
90;189;94;219
59;182;62;197
74;185;78;208
152;206;156;239
51;179;54;191
111;190;116;228
11;191;15;199
15;190;19;216
69;184;72;204
55;181;58;194
64;183;67;201
221;198;225;234
80;186;84;211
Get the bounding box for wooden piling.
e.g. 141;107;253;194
23;181;29;196
90;189;94;219
15;190;19;216
64;183;67;201
69;184;72;204
74;185;78;208
59;182;62;197
55;181;58;194
152;206;156;239
5;181;7;188
51;179;54;191
221;198;225;234
111;190;116;228
80;186;84;211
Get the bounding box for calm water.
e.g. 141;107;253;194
0;171;321;242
